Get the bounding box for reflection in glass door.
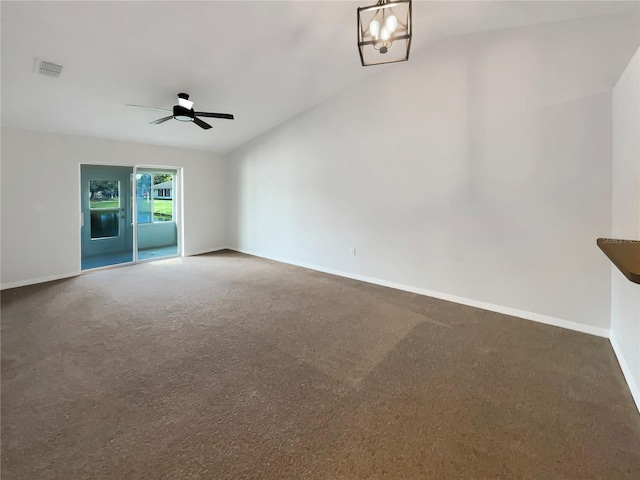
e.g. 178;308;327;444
90;180;121;238
136;169;178;261
81;165;134;270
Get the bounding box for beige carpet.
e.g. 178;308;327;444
2;250;639;479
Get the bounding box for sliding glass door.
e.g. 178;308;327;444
81;165;180;271
135;169;178;261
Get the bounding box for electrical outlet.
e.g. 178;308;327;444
350;247;356;256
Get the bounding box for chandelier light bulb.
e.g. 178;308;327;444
369;19;380;39
380;26;391;41
385;14;398;33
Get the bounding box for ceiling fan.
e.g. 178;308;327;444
126;93;234;130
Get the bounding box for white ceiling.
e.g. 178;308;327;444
2;1;639;154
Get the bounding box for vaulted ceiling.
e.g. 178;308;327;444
2;1;639;153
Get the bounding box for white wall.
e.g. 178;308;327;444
137;223;177;249
611;47;640;410
229;17;633;336
1;128;229;288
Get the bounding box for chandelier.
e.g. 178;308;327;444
357;0;412;66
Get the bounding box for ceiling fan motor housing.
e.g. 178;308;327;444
173;105;194;122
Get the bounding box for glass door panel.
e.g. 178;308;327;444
136;169;178;261
81;165;134;270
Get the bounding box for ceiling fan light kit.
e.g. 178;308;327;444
173;105;193;122
126;93;234;130
357;0;412;66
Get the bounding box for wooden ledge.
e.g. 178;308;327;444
597;238;640;285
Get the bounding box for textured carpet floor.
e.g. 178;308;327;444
2;250;639;479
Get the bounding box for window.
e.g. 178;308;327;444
89;179;120;238
136;173;174;223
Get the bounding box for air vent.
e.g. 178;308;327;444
35;59;63;78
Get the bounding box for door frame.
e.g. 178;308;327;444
78;162;183;271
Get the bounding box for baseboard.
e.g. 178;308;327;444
230;247;610;338
1;271;80;291
184;246;231;257
610;335;640;414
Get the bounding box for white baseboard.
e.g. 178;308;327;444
230;247;610;338
610;335;640;414
1;271;80;290
184;246;231;257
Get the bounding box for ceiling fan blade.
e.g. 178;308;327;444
194;112;234;120
193;117;212;130
126;104;171;113
150;115;173;125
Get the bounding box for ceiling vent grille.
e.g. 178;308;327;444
36;59;63;78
